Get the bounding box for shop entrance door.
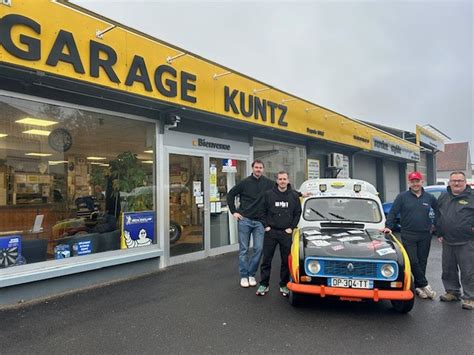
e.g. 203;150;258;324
169;153;204;257
208;157;247;251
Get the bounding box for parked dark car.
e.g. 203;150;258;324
382;185;447;231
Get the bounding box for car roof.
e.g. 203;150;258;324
424;185;447;192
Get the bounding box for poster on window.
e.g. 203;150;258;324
338;156;350;178
121;211;154;249
222;159;237;173
0;235;22;268
210;164;218;202
307;159;320;179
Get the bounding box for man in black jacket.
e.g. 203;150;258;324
227;160;275;288
436;171;474;310
256;171;302;297
384;171;438;300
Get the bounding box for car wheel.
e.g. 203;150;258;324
288;289;301;307
169;221;182;244
391;276;415;313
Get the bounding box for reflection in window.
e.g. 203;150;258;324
303;198;382;223
0;95;156;268
254;138;306;189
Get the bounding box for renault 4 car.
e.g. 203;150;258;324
287;179;415;313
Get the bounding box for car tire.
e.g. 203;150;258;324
288;289;300;307
169;221;182;244
391;276;415;313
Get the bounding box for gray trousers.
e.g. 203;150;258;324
441;241;474;300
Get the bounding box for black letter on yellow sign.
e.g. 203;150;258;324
0;14;40;61
255;97;267;122
224;86;239;114
181;71;197;103
154;65;177;97
240;92;254;118
125;55;152;91
90;40;120;83
46;30;85;74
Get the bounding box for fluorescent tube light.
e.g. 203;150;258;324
25;153;52;157
16;118;58;126
23;129;51;136
86;156;107;161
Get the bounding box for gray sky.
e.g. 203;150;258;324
74;0;473;158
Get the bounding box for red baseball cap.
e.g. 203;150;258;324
408;171;423;181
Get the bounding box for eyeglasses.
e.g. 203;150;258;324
449;180;466;184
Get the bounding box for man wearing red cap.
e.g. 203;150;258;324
384;171;438;300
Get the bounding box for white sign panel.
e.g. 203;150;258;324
307;159;320;179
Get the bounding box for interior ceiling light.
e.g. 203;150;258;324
0;133;7;138
25;152;52;157
23;129;51;136
142;160;153;164
87;156;107;161
90;162;109;166
16;117;58;126
48;160;68;165
144;150;153;154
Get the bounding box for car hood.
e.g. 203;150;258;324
301;226;398;260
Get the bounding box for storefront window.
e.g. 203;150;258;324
0;95;156;268
253;138;306;189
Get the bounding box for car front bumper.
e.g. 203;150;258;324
287;282;413;301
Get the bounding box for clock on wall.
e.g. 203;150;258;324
48;128;73;152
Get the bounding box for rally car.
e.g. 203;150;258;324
287;179;414;313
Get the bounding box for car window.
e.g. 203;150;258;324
303;197;382;223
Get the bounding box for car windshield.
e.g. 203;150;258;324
425;189;444;199
303;197;382;223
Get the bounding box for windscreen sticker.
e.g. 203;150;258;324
367;240;382;249
306;235;332;240
332;232;350;237
304;230;321;236
331;244;345;251
376;247;396;256
308;240;332;247
338;236;365;242
347;230;364;235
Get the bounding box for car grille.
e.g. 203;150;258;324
323;260;378;278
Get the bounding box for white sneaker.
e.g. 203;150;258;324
416;287;428;299
248;276;257;287
422;285;436;300
240;278;249;288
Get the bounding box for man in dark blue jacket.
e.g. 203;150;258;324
436;171;474;310
384;171;438;300
256;171;302;297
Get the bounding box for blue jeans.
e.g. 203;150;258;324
238;217;264;278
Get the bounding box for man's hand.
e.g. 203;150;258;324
233;212;243;220
438;236;443;243
382;227;392;234
285;228;293;234
265;226;271;232
301;191;312;198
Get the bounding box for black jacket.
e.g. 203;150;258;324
227;174;275;220
263;184;302;230
436;185;474;245
385;188;437;233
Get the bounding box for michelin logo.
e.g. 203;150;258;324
125;215;153;226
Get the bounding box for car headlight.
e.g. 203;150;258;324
381;264;395;278
308;260;321;274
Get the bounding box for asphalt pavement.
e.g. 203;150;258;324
1;237;473;354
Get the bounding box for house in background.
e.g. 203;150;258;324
436;142;472;179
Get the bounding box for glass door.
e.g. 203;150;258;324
209;158;246;249
169;154;204;257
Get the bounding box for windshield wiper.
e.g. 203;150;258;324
309;207;327;219
328;212;347;220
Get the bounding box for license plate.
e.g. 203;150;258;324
329;278;373;289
